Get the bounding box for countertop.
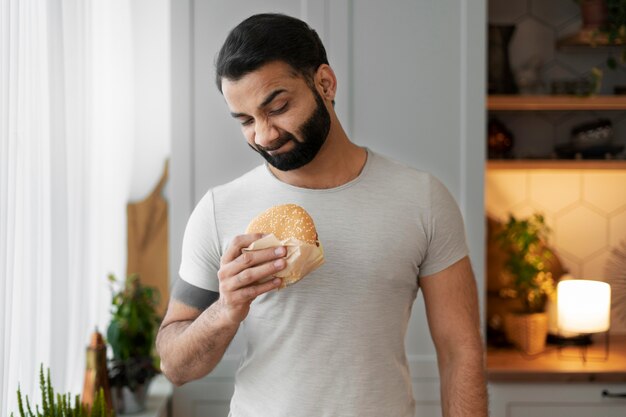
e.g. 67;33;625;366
487;334;626;383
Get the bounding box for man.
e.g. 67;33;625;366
156;13;488;417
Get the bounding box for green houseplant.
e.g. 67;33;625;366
497;213;556;354
568;0;626;93
11;365;113;417
107;273;161;414
574;0;626;68
605;0;626;69
497;213;556;314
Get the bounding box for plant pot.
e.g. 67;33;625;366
580;0;608;30
504;312;548;355
111;377;153;414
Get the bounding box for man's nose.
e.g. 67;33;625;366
254;119;280;148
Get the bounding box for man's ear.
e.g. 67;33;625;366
315;64;337;101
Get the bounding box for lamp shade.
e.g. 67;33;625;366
557;280;611;334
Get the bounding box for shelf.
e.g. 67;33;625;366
557;30;624;49
487;160;626;170
487;335;626;383
488;95;626;111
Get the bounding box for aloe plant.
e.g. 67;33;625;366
10;364;113;417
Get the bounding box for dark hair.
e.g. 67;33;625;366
215;13;329;92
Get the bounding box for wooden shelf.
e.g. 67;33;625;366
487;335;626;383
488;95;626;111
487;160;626;170
557;30;624;49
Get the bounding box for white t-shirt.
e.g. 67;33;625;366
179;149;469;417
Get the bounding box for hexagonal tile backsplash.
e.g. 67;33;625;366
486;169;626;332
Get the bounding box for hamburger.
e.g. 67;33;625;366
244;204;324;288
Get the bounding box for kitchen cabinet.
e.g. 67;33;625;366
488;335;626;416
489;383;626;417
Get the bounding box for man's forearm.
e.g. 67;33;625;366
439;349;489;416
156;301;239;386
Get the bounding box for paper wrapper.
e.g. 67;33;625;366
243;234;324;288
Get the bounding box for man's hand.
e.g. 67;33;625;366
216;233;286;324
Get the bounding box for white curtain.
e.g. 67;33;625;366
0;0;133;415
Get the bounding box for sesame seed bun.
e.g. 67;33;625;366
245;204;319;244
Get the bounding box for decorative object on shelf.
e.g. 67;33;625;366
606;239;626;330
572;118;614;148
559;1;625;93
554;118;625;159
550;77;597;96
82;329;113;414
559;0;609;46
107;273;161;414
10;364;113;417
580;0;609;31
488;24;518;94
487;118;514;159
497;213;556;355
554;142;625;159
557;279;611;362
515;55;545;95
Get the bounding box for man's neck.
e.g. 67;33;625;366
268;128;367;190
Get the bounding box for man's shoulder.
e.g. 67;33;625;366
196;164;268;204
367;149;434;186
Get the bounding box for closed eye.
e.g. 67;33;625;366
269;103;288;116
240;117;254;127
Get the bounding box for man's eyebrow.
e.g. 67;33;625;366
230;89;288;119
260;88;287;108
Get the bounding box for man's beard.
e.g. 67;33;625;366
250;90;331;171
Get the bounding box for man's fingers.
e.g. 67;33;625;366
238;277;283;302
221;233;265;264
215;235;287;323
225;257;286;291
220;245;286;280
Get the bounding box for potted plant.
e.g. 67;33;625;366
605;0;626;93
566;0;626;93
107;273;161;414
577;1;626;79
11;365;112;417
497;213;556;354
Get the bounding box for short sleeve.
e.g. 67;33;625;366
418;175;469;277
178;190;222;292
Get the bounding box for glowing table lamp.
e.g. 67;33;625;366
557;279;611;361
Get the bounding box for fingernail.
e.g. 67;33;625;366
274;246;285;256
274;259;285;269
273;278;282;286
